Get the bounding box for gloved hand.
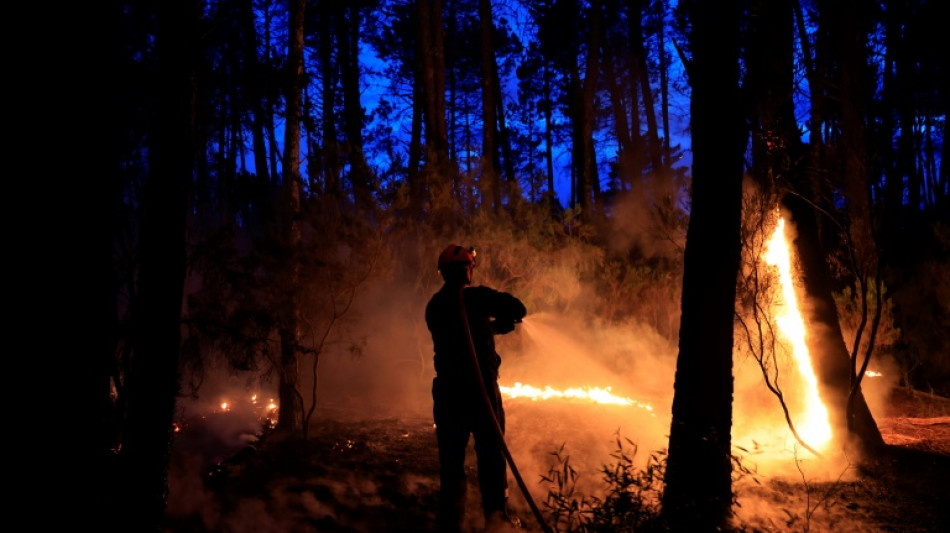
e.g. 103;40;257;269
491;319;516;335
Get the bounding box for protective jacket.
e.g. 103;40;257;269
426;284;526;387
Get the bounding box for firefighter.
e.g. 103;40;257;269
425;244;527;533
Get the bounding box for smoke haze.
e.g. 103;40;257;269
166;228;901;532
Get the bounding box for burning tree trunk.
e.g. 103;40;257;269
783;0;884;453
830;0;887;447
743;0;883;454
782;195;885;452
661;0;745;529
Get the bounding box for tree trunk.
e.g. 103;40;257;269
117;0;198;528
479;0;501;211
241;0;269;182
628;0;663;174
319;0;340;196
834;0;886;444
337;2;374;209
543;58;556;205
662;0;744;530
493;58;517;193
781;194;885;451
418;0;450;178
745;0;796;193
68;1;125;526
603;55;640;193
409;50;424;218
792;0;885;452
657;0;672;167
274;0;306;437
568;0;603;216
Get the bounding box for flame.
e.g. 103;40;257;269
500;382;654;413
763;216;832;449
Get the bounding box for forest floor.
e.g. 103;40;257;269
163;386;950;533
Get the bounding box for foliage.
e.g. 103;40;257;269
539;437;758;532
832;283;900;362
539;437;665;533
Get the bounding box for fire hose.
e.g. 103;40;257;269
458;286;554;533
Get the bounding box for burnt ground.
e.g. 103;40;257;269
163;387;950;533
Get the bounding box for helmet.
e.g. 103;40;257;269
437;244;476;270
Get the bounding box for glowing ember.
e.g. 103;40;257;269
763;216;832;449
220;402;230;411
865;370;882;378
500;382;654;412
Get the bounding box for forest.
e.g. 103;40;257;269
65;0;947;532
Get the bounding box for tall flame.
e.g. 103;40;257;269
763;217;832;449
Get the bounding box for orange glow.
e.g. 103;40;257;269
220;402;230;411
500;382;654;413
763;216;832;450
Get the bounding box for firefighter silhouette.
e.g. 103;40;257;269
425;244;527;532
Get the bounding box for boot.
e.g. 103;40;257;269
484;508;525;532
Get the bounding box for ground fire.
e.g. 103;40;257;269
489;214;836;457
499;382;654;413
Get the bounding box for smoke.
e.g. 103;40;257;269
166;223;911;531
606;175;686;260
496;311;678;506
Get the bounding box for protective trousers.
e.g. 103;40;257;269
433;376;508;533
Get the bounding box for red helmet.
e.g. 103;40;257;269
437;244;476;270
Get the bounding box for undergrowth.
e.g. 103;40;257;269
540;437;759;532
540;436;665;532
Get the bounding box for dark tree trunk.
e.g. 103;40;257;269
418;0;450;179
67;1;125;527
409;50;424;218
543;58;556;205
781;194;885;451
834;0;885;444
661;0;745;530
479;0;501;211
800;0;885;452
337;2;374;209
274;0;306;437
603;56;637;192
493;58;517;192
319;0;340;196
241;0;270;182
568;0;602;216
628;0;663;174
117;0;198;529
746;0;797;193
657;0;672;167
880;0;903;255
